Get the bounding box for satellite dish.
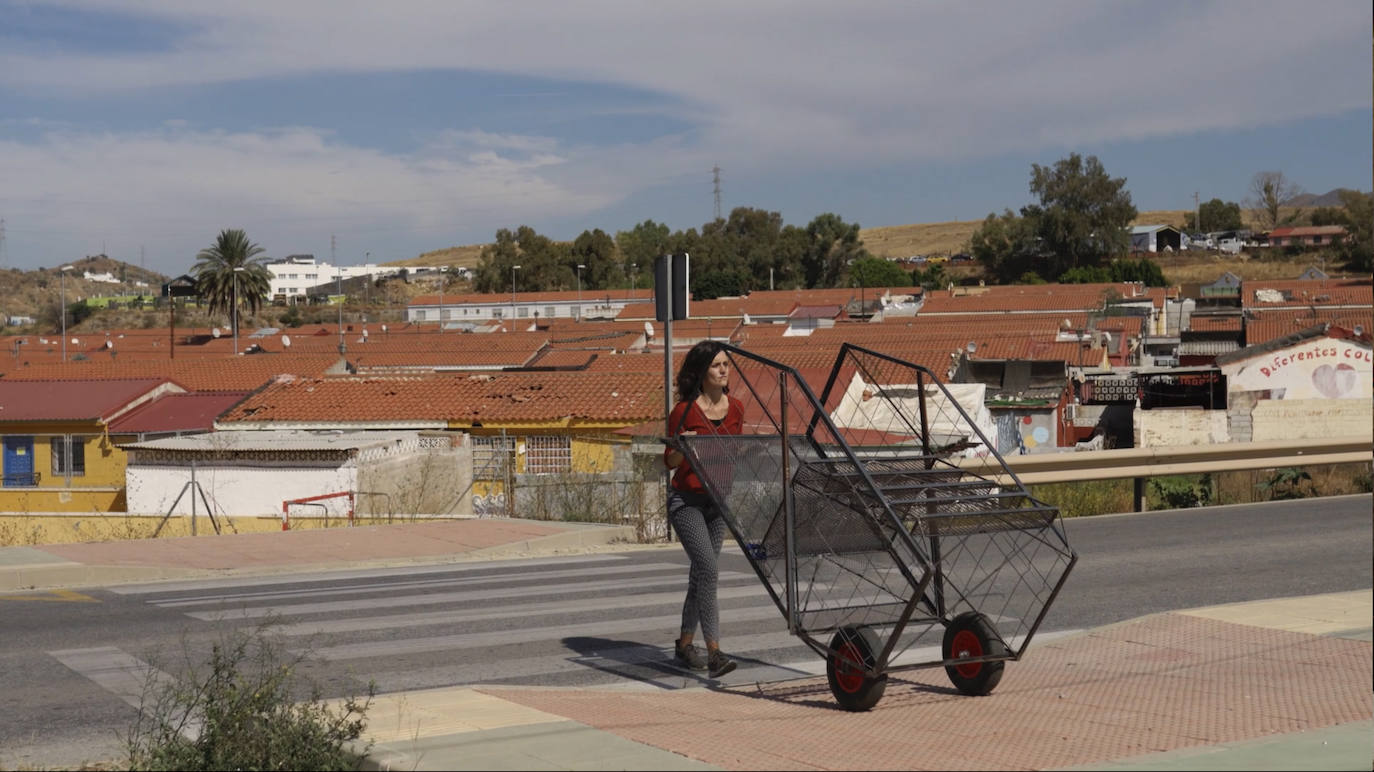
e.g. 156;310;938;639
104;340;113;349
644;321;654;339
362;328;369;339
281;335;291;348
70;337;78;345
1061;318;1073;330
381;324;388;334
1102;332;1112;344
743;312;752;325
39;338;49;344
212;327;221;338
1355;325;1366;336
966;341;977;353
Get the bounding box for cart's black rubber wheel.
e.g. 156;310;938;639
826;625;887;711
942;611;1008;696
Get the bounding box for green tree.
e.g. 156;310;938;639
800;213;869;288
693;267;751;300
1329;190;1373;273
192;229;273;336
969;209;1040;283
1184;198;1243;232
570;229;620;291
472;226;571;294
909;262;949;291
1246;170;1304;230
614;220;670;283
848;256;911;288
1022;153;1137;277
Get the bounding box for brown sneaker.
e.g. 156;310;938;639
674;641;707;671
707;649;736;678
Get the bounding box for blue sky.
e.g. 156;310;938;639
1;0;1370;276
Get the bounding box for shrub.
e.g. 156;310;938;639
123;625;374;771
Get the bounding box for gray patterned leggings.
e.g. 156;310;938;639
668;490;727;643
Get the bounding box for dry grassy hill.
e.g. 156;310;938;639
396;209;1240;269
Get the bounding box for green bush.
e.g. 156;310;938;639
1148;475;1212;510
124;626;374;771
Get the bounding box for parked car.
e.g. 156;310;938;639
926;255;950;264
950;253;974;264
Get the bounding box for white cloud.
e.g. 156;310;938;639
0;0;1369;271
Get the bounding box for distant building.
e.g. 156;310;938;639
1267;226;1347;248
264;254;392;301
1129;225;1183;253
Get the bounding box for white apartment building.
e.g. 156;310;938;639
265;254;390;300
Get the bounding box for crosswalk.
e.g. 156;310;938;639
106;552;836;692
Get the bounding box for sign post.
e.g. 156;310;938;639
655;252;689;540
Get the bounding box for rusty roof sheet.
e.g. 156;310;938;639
107;391;250;434
0;378;177;422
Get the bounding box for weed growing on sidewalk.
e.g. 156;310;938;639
122;624;375;771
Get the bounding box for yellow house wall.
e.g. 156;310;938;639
466;425;632;516
0;422;128;513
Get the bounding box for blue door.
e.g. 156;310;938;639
3;436;35;487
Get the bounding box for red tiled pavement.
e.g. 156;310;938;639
480;614;1373;771
39;518;567;570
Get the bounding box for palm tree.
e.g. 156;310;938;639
192;229;273;336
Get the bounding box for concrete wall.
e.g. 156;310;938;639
356;434;472;517
1134;407;1230;447
127;461;355;519
1249;398;1374;442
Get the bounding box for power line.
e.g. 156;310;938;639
712;165;722;221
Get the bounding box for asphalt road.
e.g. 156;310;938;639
1;494;1369;769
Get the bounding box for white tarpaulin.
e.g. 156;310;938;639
829;372;995;457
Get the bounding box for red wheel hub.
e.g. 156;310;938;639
833;642;866;693
950;629;984;678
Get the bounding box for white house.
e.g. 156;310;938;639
264;254;392;300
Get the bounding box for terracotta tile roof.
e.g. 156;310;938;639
1241;278;1371;309
524;349;599;369
1246;309;1374;346
0;355;340;391
918;283;1171;315
0;378;179;422
218;371;664;427
1188;316;1244;333
107;391;250;434
1266;226;1348;238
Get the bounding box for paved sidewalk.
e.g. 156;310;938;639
358;590;1373;771
2;520;1370;771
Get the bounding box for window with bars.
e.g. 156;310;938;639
472;436;515;481
524;435;572;475
50;436;87;478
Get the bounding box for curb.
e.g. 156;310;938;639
0;522;642;593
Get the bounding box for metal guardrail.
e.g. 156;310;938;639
956;436;1373;484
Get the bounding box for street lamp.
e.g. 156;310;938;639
232;266;245;355
336;268;346;354
511;264;521;322
631;262;638;296
576;264;585;320
59;264;73;363
437;268;445;333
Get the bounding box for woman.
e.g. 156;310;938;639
664;340;743;678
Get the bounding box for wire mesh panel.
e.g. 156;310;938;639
676;343;1075;671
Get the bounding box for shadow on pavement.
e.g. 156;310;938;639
561;635;771;691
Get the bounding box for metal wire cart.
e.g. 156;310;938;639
674;344;1077;711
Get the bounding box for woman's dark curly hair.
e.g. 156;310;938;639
675;340;728;402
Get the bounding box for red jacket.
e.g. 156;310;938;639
664;396;744;495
